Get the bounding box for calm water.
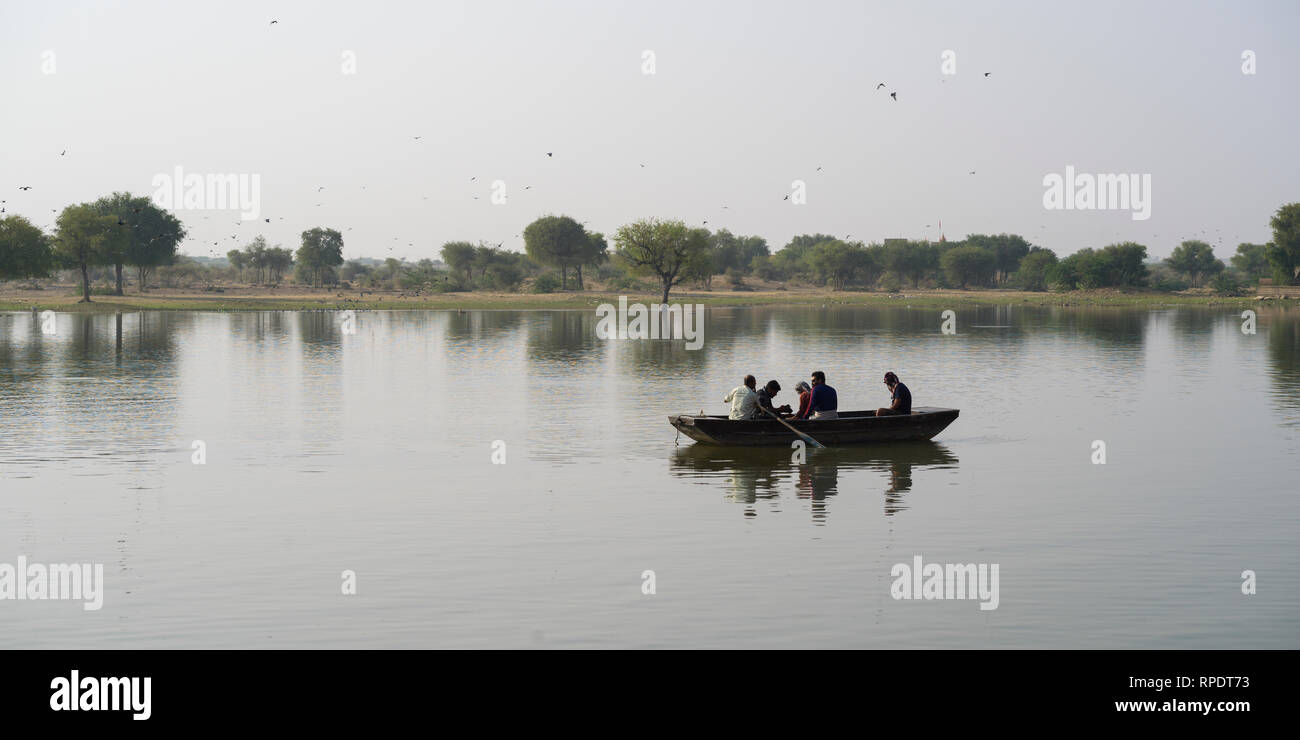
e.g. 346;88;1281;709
1;305;1297;648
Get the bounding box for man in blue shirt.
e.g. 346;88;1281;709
801;370;838;420
877;371;912;416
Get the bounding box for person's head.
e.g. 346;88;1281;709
743;374;756;389
884;371;899;389
765;380;781;396
794;380;810;394
811;370;826;387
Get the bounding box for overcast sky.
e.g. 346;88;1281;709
2;0;1297;262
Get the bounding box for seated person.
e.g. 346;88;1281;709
876;371;912;416
801;370;838;420
753;380;793;418
793;381;812;419
724;375;758;420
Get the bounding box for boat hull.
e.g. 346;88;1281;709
668;407;959;446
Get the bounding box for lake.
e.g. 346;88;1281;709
1;304;1297;648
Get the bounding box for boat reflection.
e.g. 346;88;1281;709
669;441;958;522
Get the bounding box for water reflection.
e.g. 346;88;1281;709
1267;307;1300;421
669;442;958;522
0;312;183;483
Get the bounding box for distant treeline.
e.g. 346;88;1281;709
1;196;1298;301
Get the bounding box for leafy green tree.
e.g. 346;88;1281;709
1230;243;1271;281
575;231;608;289
1099;242;1149;287
1164;240;1223;287
882;239;939;287
939;245;996;288
613;218;710;303
523;215;588;289
266;247;293;284
54;204;116;302
92;192;184;294
0;215;54;281
295;227;344;287
1012;248;1058;291
440;241;476;283
1265;203;1300;284
125;199;184;292
227;248;247;280
965;233;1032;284
808;240;877;290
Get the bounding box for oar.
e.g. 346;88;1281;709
759;405;825;448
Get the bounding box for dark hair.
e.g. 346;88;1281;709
766;379;781;392
744;375;756;388
811;371;826;383
884;372;899;384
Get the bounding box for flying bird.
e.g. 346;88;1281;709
969;170;976;175
270;20;278;25
984;72;991;77
60;150;66;156
816;166;823;171
18;186;31;190
783;195;789;201
876;83;886;89
891;92;897;101
413;136;422;140
546;152;553;157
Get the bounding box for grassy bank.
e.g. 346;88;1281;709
0;285;1276;312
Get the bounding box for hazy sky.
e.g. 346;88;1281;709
2;0;1297;262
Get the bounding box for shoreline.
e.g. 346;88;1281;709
0;286;1280;312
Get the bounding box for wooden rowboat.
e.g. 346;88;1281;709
668;407;959;447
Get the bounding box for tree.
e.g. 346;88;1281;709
1266;203;1300;284
295;227;344;287
1012;248;1058;291
808;240;877;290
882;239;939;287
440;241;476;283
523;215;588;289
0;215;54;281
965;233;1032;284
92;192;183;294
124;197;184;292
227;248;247;280
1099;242;1149;287
54;204;116;302
575;231;608;289
1230;243;1271;281
939;245;995;288
266;247;293;284
1165;240;1223;287
613;218;710;303
1051;243;1148;290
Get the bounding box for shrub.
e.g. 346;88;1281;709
530;273;561;293
878;274;902;293
1211;271;1245;296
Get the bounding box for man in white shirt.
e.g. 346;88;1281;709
723;375;758;420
